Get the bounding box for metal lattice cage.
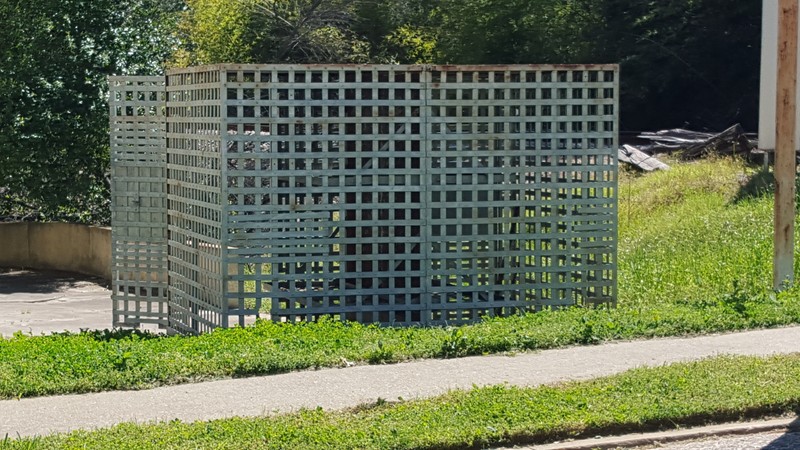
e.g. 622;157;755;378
110;64;618;334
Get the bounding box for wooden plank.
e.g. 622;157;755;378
618;145;670;171
774;0;798;289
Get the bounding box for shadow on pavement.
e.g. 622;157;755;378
0;269;113;337
0;269;105;295
763;416;800;449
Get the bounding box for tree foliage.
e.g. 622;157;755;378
251;0;371;63
0;0;180;223
0;0;766;222
347;0;760;131
173;0;257;66
175;0;444;65
352;0;439;63
176;0;374;65
585;0;762;131
431;0;761;131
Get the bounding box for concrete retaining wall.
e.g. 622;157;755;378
0;223;111;280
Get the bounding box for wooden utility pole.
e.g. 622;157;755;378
774;0;798;289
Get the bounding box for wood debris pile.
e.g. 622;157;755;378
619;124;754;172
637;124;752;159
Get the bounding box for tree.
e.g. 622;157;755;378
580;0;762;131
434;0;591;64
431;0;762;132
352;0;439;63
176;0;374;65
0;0;180;223
172;0;256;66
252;0;371;63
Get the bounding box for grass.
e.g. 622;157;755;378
617;157;784;312
3;157;800;399
6;353;800;449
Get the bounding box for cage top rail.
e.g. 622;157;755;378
166;63;620;75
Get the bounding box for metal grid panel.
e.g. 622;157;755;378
222;65;428;325
165;67;225;334
426;66;618;323
115;64;618;332
217;63;616;327
109;76;169;328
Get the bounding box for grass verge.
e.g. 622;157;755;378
5;354;800;449
2;157;800;399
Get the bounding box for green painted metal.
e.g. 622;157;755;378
109;76;169;328
111;64;618;333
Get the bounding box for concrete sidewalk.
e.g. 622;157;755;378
2;326;800;438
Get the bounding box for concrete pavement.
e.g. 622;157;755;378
0;269;111;337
